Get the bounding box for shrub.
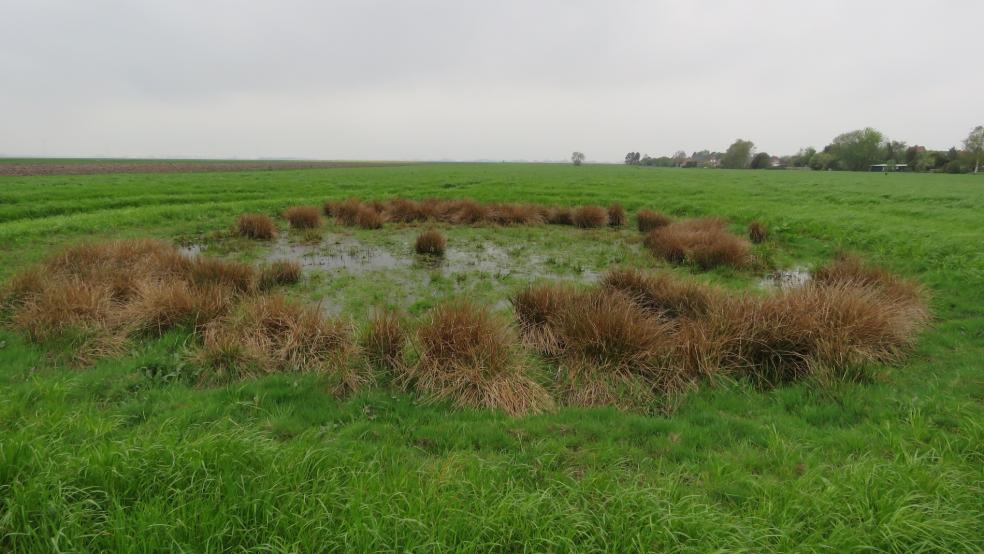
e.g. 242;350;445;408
283;206;322;230
572;205;607;228
747;220;768;244
414;229;446;256
406;300;553;415
637;209;671;232
643;218;749;269
258;260;301;289
236;213;276;240
355;205;384;229
362;307;407;370
608;203;626;227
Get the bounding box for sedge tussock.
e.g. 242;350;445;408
406;300;553;416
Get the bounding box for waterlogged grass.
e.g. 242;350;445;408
1;164;982;551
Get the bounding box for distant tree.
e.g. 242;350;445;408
885;140;908;163
808;151;834;170
826;128;886;171
721;139;755;169
624;152;641;165
963;125;984;173
750;152;772;169
571;151;585;166
791;147;816;167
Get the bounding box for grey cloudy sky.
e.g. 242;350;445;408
2;0;981;162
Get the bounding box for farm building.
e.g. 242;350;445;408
869;163;908;172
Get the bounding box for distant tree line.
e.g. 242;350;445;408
619;125;984;173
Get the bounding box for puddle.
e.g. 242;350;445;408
178;243;206;257
760;267;811;289
265;236;410;273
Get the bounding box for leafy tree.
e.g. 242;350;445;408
721;139;755;169
750;152;772;169
791;147;816;167
624;152;641;165
885;140;908;163
963;125;984;173
826;128;886;171
571;151;585;166
672;151;688;166
808;151;834;170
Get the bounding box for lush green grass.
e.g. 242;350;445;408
1;164;982;551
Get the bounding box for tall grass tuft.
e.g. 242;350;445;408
258;260;302;290
197;295;362;387
283;206;322;230
415;229;447;256
747;220;768;244
332;198;363;226
236;213;277;240
572;205;608;228
637;209;672;232
361;307;407;370
643;218;750;269
608;203;627;227
355;205;385;229
405;300;553;415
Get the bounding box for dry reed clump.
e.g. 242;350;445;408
405;300;553;415
813;253;925;303
361;307;407;370
643;218;750;269
600;267;720;318
572;205;608;228
511;283;577;354
415;229;446;256
0;239;312;366
546;207;574;225
489;203;544;225
513;266;929;405
513;285;683;408
236;213;276;240
608;203;626;227
331;198;363;226
188;256;256;293
636;209;672;232
258;260;302;290
386;198;426;223
283;206;322;230
196;295;364;389
355;205;385;229
2;240;264;364
747;220;768;244
707;282;929;385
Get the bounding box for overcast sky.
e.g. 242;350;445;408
2;0;981;162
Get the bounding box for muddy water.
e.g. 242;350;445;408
760;267;811;289
263;235;600;282
265;236;410;273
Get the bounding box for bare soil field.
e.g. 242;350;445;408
0;159;407;176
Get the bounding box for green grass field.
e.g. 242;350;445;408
1;164;982;551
